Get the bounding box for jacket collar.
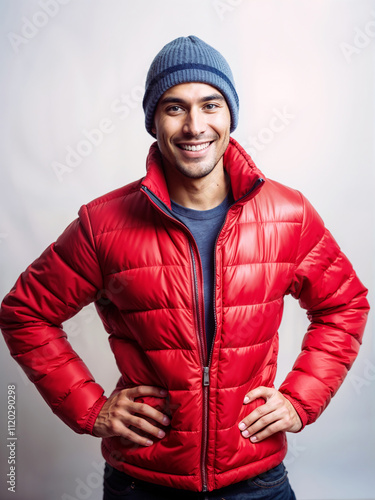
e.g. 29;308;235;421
141;137;265;210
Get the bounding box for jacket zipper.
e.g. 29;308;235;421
141;178;264;492
189;244;207;365
189;244;209;491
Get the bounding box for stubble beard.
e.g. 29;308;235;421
173;157;220;179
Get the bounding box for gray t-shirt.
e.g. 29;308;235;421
171;192;233;356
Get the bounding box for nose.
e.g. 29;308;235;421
182;108;206;136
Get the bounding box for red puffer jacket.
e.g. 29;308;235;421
0;139;369;492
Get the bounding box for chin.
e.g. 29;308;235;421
175;162;217;179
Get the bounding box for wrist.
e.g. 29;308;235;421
281;393;308;431
85;395;108;436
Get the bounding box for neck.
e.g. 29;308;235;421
163;160;230;210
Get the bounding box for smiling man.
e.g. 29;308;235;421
0;36;369;500
153;83;230;185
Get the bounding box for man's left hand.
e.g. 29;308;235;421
238;386;302;442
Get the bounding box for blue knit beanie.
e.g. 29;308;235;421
143;36;239;137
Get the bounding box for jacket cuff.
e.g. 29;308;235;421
85;395;108;436
281;393;309;430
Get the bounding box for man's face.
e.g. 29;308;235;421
152;82;231;180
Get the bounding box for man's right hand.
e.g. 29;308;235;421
93;386;170;447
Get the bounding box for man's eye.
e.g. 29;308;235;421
167;106;182;113
205;103;218;110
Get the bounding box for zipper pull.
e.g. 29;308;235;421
203;367;210;387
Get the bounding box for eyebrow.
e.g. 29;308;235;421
159;94;225;105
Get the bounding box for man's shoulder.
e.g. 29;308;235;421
77;177;148;237
85;178;144;210
262;177;302;200
254;177;324;231
245;178;316;224
257;177;305;215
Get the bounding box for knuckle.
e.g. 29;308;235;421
110;421;123;435
253;407;262;418
118;389;130;399
282;405;289;416
116;394;129;407
121;427;133;440
137;403;148;414
134;416;147;430
112;408;124;419
258;416;269;427
133;415;151;432
273;422;284;433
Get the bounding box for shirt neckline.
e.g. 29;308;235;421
171;191;233;220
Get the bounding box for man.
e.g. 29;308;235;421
0;36;369;499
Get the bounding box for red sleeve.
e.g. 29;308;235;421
279;194;370;428
0;205;108;434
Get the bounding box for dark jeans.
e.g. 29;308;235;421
103;462;296;499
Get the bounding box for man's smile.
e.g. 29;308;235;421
177;141;213;152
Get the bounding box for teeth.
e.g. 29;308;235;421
180;142;210;151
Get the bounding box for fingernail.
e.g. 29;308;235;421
162;416;170;425
250;436;258;442
158;430;166;438
160;389;168;396
145;440;153;446
242;430;250;438
238;422;246;431
243;396;250;404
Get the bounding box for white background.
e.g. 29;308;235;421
0;1;374;499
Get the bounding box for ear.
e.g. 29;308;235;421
152;125;157;136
